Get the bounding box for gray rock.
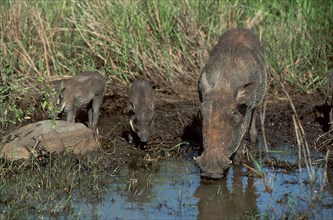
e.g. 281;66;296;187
0;120;97;161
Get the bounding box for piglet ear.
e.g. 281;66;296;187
236;82;256;105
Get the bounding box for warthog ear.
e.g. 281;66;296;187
236;82;256;104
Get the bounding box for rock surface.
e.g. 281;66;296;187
0;120;97;161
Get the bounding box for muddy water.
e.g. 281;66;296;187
68;146;333;219
72;158;200;219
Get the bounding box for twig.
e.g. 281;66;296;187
280;82;315;186
260;96;269;161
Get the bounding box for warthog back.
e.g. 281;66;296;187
195;28;267;179
127;79;155;143
43;72;105;129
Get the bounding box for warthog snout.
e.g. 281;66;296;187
129;121;150;143
195;149;232;179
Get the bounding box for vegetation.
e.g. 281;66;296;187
0;0;332;128
0;0;332;219
0;151;114;219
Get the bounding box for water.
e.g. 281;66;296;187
68;148;333;219
72;158;200;219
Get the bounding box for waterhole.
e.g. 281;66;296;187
67;146;333;219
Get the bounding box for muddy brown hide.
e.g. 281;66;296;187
127;79;155;143
195;28;267;179
43;72;105;129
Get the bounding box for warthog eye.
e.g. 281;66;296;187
237;103;248;116
128;110;135;117
231;109;243;124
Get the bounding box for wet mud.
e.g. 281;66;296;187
2;89;333;219
68;89;332;219
97;89;330;168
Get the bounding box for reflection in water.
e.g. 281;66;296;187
71;159;260;219
194;167;258;219
65;151;333;219
255;167;333;219
72;158;201;219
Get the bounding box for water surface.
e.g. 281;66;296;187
69;146;333;219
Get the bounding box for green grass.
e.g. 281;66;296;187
0;0;332;127
0;1;332;217
0;152;111;219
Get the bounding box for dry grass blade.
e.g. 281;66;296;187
319;150;330;196
314;130;333;152
280;82;315;186
242;162;263;177
260;96;269;161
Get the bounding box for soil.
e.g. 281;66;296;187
88;87;332;173
2;87;332;219
3;85;331;172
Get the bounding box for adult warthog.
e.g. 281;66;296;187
195;28;267;179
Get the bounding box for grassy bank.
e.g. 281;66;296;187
0;1;332;218
0;0;332;127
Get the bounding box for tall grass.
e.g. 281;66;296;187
0;152;112;218
0;1;332;218
0;0;332;126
